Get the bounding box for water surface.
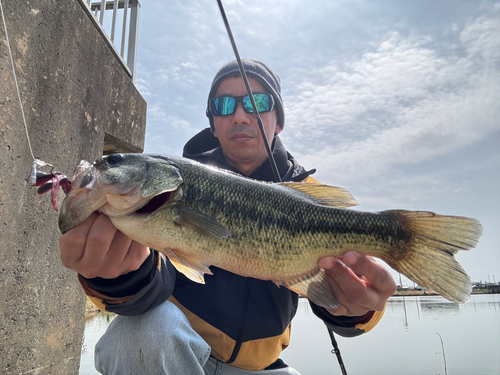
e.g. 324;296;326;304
80;294;500;374
281;294;500;375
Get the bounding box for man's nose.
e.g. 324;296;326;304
232;102;253;123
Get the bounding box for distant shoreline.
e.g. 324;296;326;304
392;289;493;297
85;290;497;315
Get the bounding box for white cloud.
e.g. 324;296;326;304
460;13;500;64
282;11;500;186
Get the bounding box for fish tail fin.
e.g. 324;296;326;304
385;210;482;304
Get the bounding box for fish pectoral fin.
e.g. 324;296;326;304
174;205;231;240
283;269;340;310
280;183;359;208
163;248;213;284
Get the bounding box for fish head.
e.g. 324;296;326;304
59;153;183;234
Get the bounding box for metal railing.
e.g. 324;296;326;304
80;0;140;82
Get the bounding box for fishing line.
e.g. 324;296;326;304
0;0;53;184
216;0;281;183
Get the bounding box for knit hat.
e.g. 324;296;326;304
206;59;285;132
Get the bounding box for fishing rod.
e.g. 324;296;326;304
215;0;281;183
215;1;348;374
328;326;348;375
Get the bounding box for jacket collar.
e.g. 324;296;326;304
182;128;315;182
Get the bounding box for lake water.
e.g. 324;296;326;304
80;294;500;374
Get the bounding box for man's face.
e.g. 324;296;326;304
212;76;282;175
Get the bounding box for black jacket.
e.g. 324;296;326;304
80;128;384;371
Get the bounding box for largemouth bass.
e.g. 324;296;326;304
59;153;483;309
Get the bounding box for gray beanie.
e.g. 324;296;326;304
206;59;285;132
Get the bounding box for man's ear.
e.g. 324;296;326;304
275;123;282;135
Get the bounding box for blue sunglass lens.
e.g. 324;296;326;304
243;94;270;113
213;97;235;116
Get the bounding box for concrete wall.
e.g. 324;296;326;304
0;0;147;373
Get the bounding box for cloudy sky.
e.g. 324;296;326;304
107;0;499;283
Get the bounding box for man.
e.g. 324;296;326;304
60;59;396;374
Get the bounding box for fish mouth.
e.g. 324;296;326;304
59;189;174;234
134;191;173;215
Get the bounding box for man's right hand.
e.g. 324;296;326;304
59;212;151;279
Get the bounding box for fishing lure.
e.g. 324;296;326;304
28;159;71;211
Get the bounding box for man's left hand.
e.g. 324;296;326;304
319;252;397;317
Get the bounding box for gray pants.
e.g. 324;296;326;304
95;300;300;375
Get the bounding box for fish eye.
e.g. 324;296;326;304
107;154;123;165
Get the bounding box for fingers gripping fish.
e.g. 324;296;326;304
58;153;483;309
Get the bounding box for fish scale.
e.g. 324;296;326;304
59;153;483;309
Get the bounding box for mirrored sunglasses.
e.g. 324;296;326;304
209;93;275;116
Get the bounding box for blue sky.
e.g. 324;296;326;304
117;0;500;283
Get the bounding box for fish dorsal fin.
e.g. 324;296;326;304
162;248;213;284
174;205;231;240
283;268;340;310
280;182;359;208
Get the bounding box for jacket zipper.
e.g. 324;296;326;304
227;279;252;363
